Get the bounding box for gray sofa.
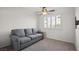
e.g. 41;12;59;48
10;28;44;50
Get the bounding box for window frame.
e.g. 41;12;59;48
43;14;62;29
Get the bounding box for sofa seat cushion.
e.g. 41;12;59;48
28;34;42;40
36;34;42;37
28;35;38;39
18;37;31;44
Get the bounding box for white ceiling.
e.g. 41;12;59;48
0;7;75;14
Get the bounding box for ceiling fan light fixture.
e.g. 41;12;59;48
42;7;48;15
42;11;47;15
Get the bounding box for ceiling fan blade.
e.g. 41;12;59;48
48;10;55;12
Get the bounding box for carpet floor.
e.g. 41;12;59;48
0;38;76;51
22;39;76;51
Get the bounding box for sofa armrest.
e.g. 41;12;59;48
10;35;19;42
37;31;43;34
10;35;21;50
37;31;44;39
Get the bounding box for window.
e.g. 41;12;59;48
47;16;51;28
56;15;61;26
44;15;61;28
51;16;55;28
44;16;47;28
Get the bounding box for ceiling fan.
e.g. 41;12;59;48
41;7;55;15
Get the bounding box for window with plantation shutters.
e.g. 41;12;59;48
44;15;61;28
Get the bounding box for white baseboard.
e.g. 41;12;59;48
46;37;74;44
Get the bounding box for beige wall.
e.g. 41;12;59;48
37;7;75;43
0;7;37;48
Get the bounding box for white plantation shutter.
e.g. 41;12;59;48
51;16;55;28
56;15;61;26
44;15;47;28
47;16;51;28
44;15;61;29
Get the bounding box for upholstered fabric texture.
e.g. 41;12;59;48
11;29;25;37
25;29;33;35
10;28;43;50
19;37;31;44
32;29;38;34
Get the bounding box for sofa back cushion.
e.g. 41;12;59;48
25;29;33;36
32;29;38;34
11;29;25;37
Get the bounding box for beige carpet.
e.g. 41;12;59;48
22;38;76;51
